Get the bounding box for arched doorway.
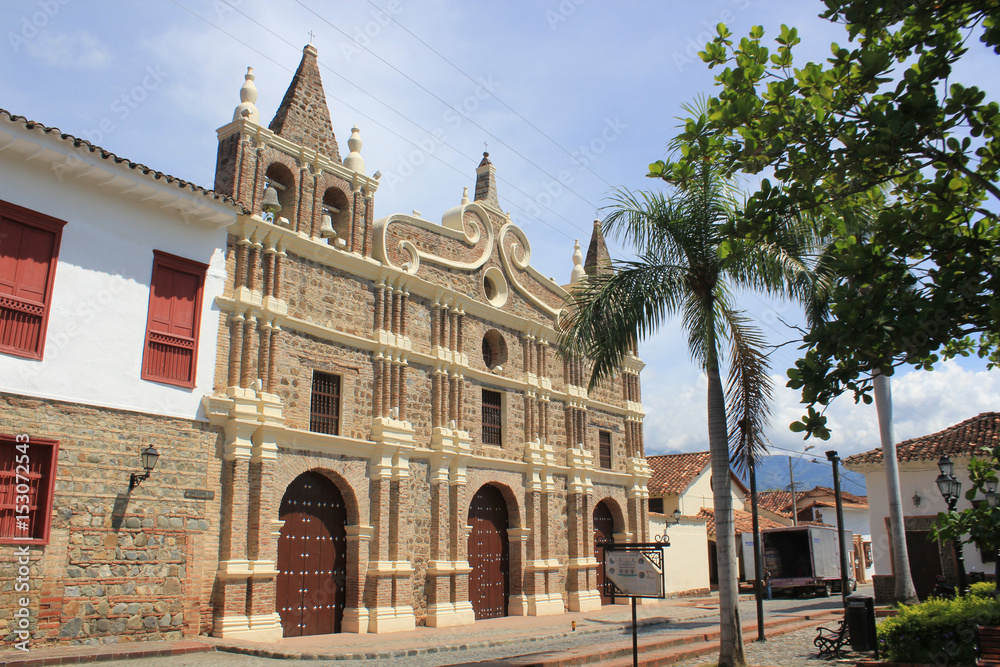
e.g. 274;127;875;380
277;471;347;637
593;500;616;604
467;484;510;619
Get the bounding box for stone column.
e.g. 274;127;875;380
228;312;245;388
240;316;257;389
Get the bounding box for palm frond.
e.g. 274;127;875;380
717;302;774;477
560;261;688;389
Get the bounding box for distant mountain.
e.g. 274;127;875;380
748;455;867;496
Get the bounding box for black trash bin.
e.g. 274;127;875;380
846;593;877;655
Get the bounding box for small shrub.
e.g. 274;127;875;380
970;581;997;599
877;595;1000;666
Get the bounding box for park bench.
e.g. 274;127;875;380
977;626;1000;667
814;618;849;659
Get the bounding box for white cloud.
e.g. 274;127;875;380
25;30;111;70
644;357;1000;459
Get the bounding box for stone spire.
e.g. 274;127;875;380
570;239;586;283
233;66;260;125
268;44;340;161
343;125;364;173
584;220;612;276
473;152;499;208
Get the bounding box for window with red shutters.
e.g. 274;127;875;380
141;251;208;388
0;200;67;360
0;434;59;545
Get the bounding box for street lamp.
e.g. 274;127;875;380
128;445;160;492
936;455;968;596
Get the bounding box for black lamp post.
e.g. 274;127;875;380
748;453;766;642
936;455;968;596
128;445;160;492
826;450;852;606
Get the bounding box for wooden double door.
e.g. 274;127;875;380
468;484;510;620
593;501;616;604
277;471;348;637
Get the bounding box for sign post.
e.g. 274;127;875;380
603;540;669;667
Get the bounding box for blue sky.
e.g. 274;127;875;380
3;0;998;459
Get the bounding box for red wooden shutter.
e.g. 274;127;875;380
0;435;59;545
0;201;66;359
142;251;207;387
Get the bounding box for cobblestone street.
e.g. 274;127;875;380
93;588;870;667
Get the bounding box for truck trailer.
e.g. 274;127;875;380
741;525;855;597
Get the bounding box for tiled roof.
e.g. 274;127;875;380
752;491;798;517
798;486;868;507
0;109;246;212
696;507;786;537
844;412;1000;466
647;452;712;495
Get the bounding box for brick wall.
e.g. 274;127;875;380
0;393;223;645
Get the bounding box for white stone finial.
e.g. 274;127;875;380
343;124;365;173
570;239;586;283
461;186;469;205
233;66;260;125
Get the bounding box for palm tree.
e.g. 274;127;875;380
560;128;817;667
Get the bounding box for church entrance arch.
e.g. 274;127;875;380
467;483;510;620
594;500;617;605
277;470;348;637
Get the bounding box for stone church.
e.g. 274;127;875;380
205;44;650;639
0;43;649;647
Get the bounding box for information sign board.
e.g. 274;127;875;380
605;549;663;597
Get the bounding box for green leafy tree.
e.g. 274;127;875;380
649;2;1000;440
560;116;817;667
931;443;1000;588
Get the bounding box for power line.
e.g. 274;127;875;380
293;0;605;213
170;0;584;243
362;0;614;189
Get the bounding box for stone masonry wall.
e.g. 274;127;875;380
0;393;223;646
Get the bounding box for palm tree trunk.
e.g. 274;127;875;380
706;327;746;667
874;370;919;604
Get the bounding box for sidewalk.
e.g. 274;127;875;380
0;594;842;666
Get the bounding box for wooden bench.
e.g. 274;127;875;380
977;626;1000;667
814;618;849;659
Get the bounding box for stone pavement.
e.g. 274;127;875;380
0;591;865;666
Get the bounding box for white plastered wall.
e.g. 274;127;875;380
650;514;710;595
0;145;229;421
860;458;988;577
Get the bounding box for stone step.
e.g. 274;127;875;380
444;610;842;667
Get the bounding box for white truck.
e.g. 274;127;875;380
740;525;855;597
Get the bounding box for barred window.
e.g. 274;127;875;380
482;389;502;446
309;371;341;435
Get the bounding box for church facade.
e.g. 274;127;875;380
205;45;650;639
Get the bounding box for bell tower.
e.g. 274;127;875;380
213;44;378;255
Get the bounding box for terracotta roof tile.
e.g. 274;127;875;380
844;412;1000;466
647;452;712;495
696;508;786;537
0;109;246;212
